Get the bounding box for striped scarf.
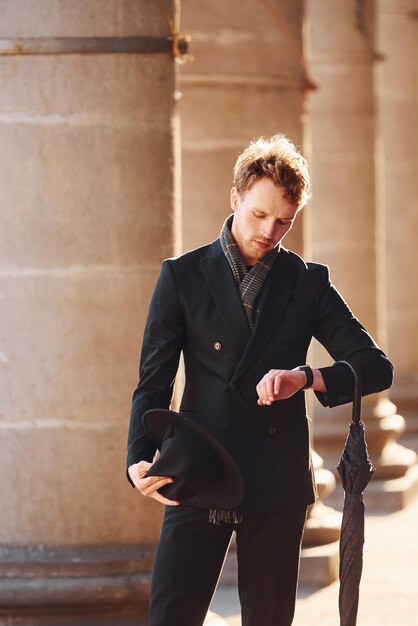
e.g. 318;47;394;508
209;216;279;526
220;214;279;331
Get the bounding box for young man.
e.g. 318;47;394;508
127;134;393;626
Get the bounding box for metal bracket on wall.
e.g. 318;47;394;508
0;36;174;56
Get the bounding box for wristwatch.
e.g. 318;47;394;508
295;365;314;390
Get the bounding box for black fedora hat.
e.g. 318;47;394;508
143;409;244;509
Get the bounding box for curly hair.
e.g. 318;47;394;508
233;134;311;208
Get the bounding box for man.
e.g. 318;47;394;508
127;134;393;626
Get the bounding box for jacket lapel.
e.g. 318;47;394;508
231;247;299;382
201;240;251;354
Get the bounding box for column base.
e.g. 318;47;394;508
300;458;340;587
371;440;417;480
204;610;230;625
299;540;340;587
0;609;148;626
315;397;418;480
303;501;342;546
218;538;237;587
324;463;418;513
219;524;341;589
365;463;418;512
404;413;418;433
0;544;154;626
389;372;418;433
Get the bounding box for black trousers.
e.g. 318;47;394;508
150;504;307;626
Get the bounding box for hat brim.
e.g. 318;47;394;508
143;409;244;509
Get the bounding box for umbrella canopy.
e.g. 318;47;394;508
336;361;375;626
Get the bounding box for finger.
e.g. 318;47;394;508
137;461;152;478
273;373;281;396
265;376;277;402
256;378;269;403
258;390;271;405
139;476;173;495
144;477;180;506
258;397;271;406
141;477;174;494
263;378;274;404
152;492;180;506
129;461;152;484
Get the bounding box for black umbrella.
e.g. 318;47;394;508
336;360;375;626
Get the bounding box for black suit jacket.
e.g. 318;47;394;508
127;240;393;512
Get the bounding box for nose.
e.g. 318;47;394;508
261;221;276;241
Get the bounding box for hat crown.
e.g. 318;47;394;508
143;409;244;509
151;426;224;501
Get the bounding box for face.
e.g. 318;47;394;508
230;177;300;265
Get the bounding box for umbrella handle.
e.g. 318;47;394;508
336;360;362;423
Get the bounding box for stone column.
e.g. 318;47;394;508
375;0;418;432
0;2;178;624
180;0;307;256
307;0;418;511
180;0;340;586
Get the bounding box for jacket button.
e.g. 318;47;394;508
269;426;277;435
213;341;222;351
222;427;231;435
229;383;236;391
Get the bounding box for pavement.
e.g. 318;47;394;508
207;432;418;626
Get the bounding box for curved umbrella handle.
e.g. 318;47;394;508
336;360;362;424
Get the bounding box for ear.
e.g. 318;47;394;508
230;187;240;212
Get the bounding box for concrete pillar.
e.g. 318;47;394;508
180;0;307;256
0;1;178;624
307;0;418;511
375;0;418;431
179;0;340;586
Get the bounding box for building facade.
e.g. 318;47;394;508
0;1;417;623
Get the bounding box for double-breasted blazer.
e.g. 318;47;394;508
127;239;393;513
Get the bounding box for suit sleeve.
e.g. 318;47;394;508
313;265;393;407
126;260;185;479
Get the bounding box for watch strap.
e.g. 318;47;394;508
296;365;314;390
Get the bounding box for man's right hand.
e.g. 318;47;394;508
128;461;180;506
